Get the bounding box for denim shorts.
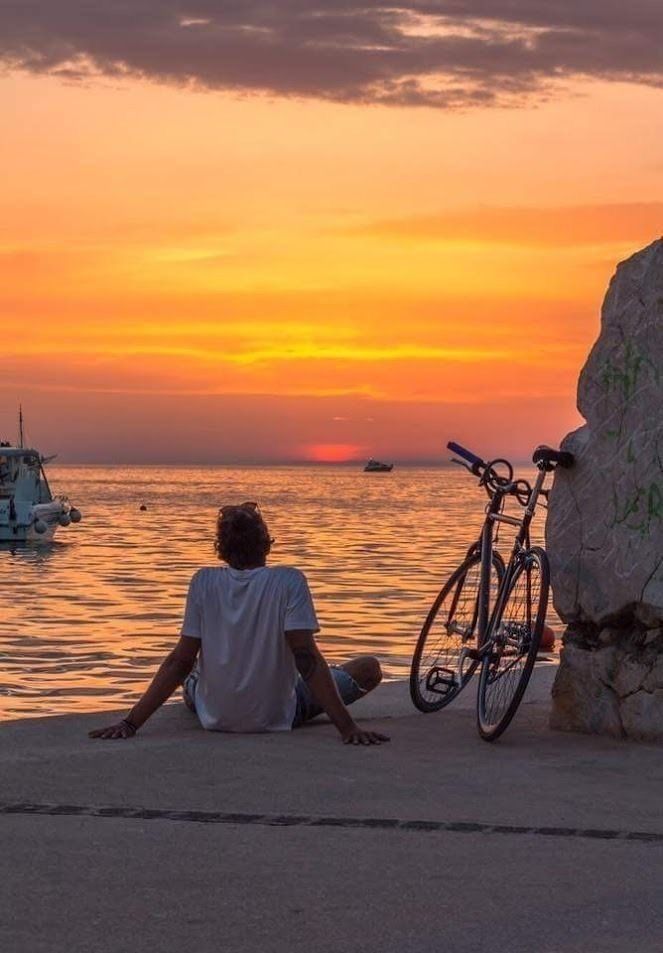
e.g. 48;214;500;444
292;666;365;728
184;665;365;728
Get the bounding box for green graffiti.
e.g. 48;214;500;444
599;340;660;402
612;480;663;536
649;482;663;521
600;341;642;401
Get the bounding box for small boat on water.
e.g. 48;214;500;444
363;459;394;473
0;409;82;542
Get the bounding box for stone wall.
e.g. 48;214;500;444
547;238;663;741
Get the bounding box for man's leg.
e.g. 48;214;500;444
182;666;199;712
292;655;383;727
339;655;383;696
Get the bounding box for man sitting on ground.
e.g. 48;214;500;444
90;502;388;745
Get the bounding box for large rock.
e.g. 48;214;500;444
547;238;663;741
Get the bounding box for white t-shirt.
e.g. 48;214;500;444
180;565;319;732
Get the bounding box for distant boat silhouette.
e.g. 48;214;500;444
363;459;393;472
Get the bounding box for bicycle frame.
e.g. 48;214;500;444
459;464;548;676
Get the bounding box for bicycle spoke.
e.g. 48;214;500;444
417;563;479;681
477;549;549;740
410;554;503;713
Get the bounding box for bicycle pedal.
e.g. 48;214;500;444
425;666;457;695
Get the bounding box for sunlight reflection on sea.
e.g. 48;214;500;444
0;465;554;720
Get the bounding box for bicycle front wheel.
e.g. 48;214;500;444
477;546;550;741
410;551;504;713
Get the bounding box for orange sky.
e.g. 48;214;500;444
1;54;662;461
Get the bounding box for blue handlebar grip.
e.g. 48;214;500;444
447;441;485;472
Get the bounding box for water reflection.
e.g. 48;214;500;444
0;465;554;720
0;539;68;564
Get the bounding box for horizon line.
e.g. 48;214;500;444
50;458;533;468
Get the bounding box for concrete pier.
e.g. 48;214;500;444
3;668;663;953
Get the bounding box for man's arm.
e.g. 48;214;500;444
89;636;200;739
286;630;387;745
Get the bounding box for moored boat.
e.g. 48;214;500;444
0;410;82;542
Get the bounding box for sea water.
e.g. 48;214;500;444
0;465;551;720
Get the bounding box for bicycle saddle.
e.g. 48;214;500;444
532;445;574;470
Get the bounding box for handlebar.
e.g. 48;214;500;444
446;440;574;504
447;441;485;475
447;441;517;499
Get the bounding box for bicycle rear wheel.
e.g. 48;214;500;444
410;551;504;713
477;546;549;741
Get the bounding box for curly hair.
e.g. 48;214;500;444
215;503;272;569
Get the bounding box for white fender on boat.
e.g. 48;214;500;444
70;508;82;523
34;519;48;534
59;513;71;527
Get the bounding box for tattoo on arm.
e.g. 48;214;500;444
293;648;319;681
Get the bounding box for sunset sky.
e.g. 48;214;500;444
1;2;662;463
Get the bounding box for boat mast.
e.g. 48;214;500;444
18;405;24;448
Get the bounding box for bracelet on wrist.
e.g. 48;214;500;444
121;718;138;734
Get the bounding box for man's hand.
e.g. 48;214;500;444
88;719;137;740
286;630;390;746
341;724;390;746
87;636;199;741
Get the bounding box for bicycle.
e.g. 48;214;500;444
409;441;574;741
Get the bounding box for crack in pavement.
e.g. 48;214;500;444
1;802;662;843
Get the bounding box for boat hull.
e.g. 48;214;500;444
0;500;67;543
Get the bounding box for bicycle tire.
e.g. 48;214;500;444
477;546;550;741
410;551;505;713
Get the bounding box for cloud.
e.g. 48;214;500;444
344;202;663;246
1;2;661;109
